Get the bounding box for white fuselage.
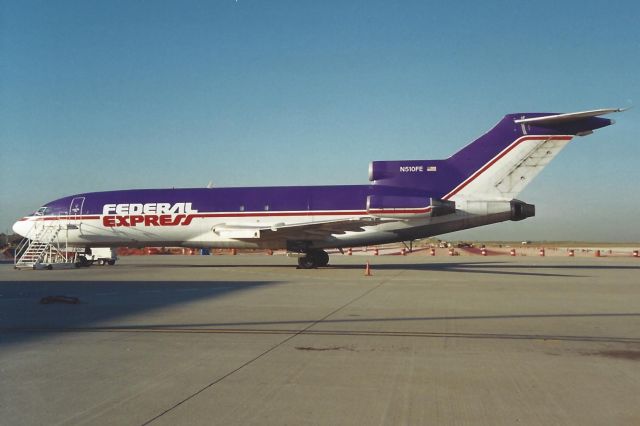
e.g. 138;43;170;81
13;199;516;250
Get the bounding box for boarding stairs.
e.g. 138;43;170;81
14;224;74;269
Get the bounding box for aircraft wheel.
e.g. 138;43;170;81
297;255;316;269
316;250;329;267
297;250;329;269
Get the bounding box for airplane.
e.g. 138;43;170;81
12;108;622;268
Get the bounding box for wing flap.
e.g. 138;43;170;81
213;216;386;241
266;217;382;240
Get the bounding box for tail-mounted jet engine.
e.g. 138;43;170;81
510;200;535;221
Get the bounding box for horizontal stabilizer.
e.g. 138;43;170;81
514;108;624;125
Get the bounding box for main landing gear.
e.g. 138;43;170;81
297;249;329;269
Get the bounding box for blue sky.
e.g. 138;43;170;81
1;0;639;241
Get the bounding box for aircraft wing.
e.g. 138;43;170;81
212;216;387;241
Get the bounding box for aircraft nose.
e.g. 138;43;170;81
12;219;32;238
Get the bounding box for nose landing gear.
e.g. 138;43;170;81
297;249;330;269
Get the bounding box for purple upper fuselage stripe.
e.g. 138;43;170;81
41;185;429;216
34;113;612;216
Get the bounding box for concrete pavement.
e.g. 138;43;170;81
1;255;639;425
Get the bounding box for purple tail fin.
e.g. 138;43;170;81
369;109;618;199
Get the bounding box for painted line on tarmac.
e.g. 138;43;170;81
3;326;638;344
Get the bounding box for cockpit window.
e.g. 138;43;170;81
34;207;49;216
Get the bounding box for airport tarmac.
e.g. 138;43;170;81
1;255;639;425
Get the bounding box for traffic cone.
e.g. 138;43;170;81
364;261;372;276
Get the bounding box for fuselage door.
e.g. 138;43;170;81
68;197;85;229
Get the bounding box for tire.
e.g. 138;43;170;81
316;250;329;267
98;259;106;266
297;250;329;269
297;255;316;269
107;259;116;266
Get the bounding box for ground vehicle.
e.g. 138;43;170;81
80;247;118;266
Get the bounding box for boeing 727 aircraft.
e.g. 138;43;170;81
13;108;621;268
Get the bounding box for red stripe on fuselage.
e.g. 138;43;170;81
367;207;432;214
23;207;436;224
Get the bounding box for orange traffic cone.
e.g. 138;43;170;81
365;261;372;276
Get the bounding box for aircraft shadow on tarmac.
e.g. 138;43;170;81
130;260;640;278
2;278;639;346
2;261;639;347
335;261;640;278
0;280;276;347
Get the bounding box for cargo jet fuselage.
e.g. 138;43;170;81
13;109;620;268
